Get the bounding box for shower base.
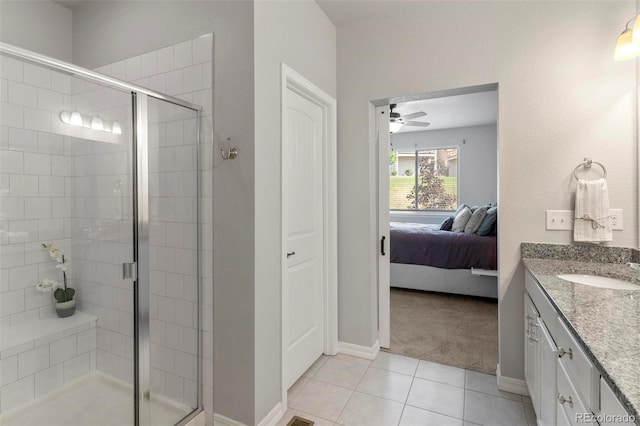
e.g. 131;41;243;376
0;371;192;426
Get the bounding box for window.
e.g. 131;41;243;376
389;148;458;211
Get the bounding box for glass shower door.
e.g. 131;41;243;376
59;75;137;425
0;51;137;425
145;96;200;425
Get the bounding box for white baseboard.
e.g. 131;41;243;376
257;402;286;426
214;403;285;426
496;363;529;396
338;340;380;360
213;413;247;426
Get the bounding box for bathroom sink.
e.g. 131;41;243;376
557;274;639;290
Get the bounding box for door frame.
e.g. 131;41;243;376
375;84;500;366
280;63;338;408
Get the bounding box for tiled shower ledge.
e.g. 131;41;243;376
1;311;97;354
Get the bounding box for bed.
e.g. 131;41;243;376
389;222;498;298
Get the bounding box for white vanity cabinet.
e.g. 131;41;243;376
524;269;605;426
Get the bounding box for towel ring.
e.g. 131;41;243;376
573;157;606;181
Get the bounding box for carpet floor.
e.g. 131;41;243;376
388;287;498;375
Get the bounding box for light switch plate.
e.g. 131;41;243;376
546;209;623;230
546;210;574;230
610;209;623;230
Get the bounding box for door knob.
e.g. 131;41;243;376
557;347;573;359
558;394;573;407
287;251;296;258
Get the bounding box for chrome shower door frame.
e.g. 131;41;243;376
133;93;151;426
133;93;203;426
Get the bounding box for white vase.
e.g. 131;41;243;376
56;299;76;318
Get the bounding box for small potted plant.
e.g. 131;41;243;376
36;244;75;317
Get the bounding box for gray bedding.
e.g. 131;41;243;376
389;222;497;270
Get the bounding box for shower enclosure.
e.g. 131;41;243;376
0;42;202;426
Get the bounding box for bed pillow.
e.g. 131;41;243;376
451;206;472;232
477;206;498;236
464;206;488;234
455;204;470;216
440;216;455;231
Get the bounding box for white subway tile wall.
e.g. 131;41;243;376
1;55;74;327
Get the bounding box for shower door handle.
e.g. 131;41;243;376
122;262;138;281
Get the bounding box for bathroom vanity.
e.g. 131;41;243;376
522;243;640;426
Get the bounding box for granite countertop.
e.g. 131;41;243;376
522;256;640;423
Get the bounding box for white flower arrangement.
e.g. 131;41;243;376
36;279;61;293
39;244;75;303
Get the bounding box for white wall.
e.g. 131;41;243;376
254;0;336;421
0;0;72;62
391;124;498;211
337;1;638;383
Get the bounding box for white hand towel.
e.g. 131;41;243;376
574;178;612;243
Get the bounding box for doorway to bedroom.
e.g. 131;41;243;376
377;84;499;375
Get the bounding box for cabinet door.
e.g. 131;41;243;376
539;318;557;426
600;378;631;425
557;402;571;426
525;293;540;412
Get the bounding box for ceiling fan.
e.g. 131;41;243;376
389;104;430;132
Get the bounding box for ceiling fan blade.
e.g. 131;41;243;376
400;111;427;121
404;121;431;127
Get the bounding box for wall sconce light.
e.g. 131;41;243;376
91;116;104;131
60;111;121;135
70;111;83;126
615;16;640;61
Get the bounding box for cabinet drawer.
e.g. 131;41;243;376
599;378;632;424
557;360;594;425
555;318;598;409
525;270;558;336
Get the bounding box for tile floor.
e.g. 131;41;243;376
280;352;536;426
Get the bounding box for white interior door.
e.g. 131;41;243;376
377;106;391;349
283;87;325;388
